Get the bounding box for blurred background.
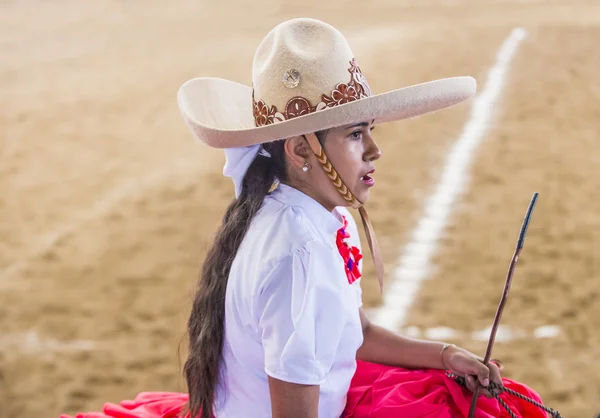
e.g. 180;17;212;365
1;0;599;417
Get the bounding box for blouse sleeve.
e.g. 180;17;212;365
256;240;349;385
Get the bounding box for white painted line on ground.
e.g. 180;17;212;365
403;325;560;342
371;28;528;330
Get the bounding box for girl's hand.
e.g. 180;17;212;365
442;345;503;398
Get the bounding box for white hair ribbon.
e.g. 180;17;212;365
223;145;270;198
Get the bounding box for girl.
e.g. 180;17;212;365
64;18;546;418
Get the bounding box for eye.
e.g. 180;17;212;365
350;130;363;140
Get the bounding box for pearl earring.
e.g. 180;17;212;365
302;162;310;172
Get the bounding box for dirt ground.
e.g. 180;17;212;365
1;0;599;417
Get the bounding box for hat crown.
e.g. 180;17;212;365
251;18;372;126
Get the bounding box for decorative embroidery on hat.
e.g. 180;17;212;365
336;215;363;285
253;59;372;127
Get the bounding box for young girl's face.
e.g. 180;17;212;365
320;120;381;207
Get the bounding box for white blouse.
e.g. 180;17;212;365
215;184;364;418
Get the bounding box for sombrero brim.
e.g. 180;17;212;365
178;76;476;149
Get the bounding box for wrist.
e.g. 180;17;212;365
440;343;456;370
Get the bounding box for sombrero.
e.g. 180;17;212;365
178;18;475;148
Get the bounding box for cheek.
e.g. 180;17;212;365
341;154;364;181
328;143;363;179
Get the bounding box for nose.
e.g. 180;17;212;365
364;136;382;162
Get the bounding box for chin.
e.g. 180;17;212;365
355;189;371;204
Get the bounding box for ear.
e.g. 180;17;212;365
283;135;311;169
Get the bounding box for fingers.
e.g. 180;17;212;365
448;348;505;398
466;375;494;398
457;349;490;387
487;362;504;397
465;375;478;393
466;361;503;398
488;362;503;386
473;361;490;388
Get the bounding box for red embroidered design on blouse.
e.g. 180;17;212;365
336;216;363;285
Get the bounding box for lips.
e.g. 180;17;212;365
360;168;375;187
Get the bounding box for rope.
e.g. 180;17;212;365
496;397;518;418
448;372;562;418
494;383;562;418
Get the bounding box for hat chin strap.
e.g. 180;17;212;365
304;133;385;293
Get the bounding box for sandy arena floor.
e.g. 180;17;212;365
1;0;599;417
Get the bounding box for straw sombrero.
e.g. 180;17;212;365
177;18;477;291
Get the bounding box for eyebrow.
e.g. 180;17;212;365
345;120;375;129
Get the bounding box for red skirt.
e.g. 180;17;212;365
61;361;546;418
